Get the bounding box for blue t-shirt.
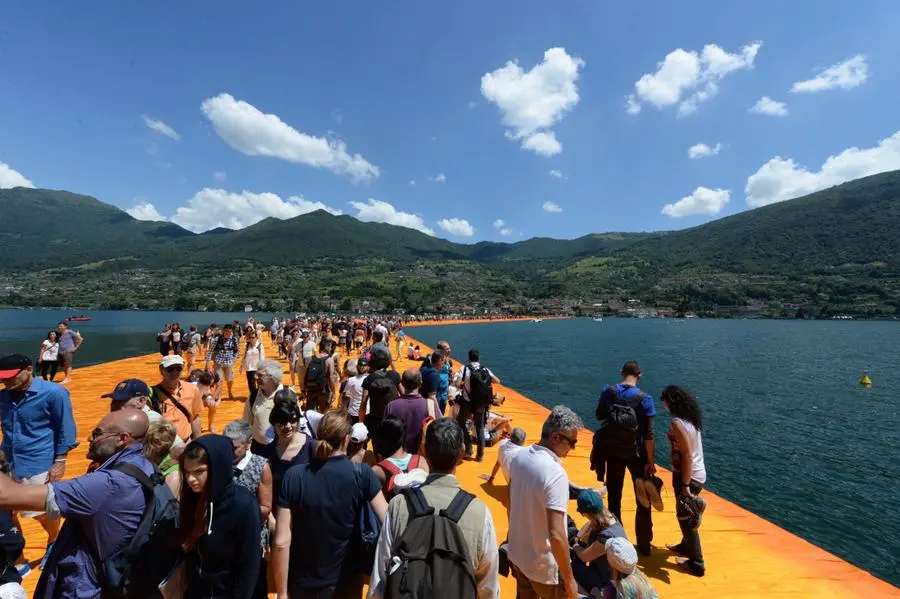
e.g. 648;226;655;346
57;330;79;353
278;456;381;592
597;383;656;446
419;364;442;399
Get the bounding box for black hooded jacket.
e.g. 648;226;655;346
185;434;261;599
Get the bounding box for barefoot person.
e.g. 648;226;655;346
0;354;78;571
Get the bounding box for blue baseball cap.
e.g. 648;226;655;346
102;379;151;402
577;489;606;514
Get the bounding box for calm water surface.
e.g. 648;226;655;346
412;318;899;586
0;311;898;584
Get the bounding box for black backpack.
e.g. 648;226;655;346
385;488;478;599
367;371;399;416
305;356;328;392
597;386;643;461
369;345;392;371
465;365;493;407
100;463;180;598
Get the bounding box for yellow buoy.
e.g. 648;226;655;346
859;372;872;387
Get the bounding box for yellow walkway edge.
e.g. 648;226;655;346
17;328;899;598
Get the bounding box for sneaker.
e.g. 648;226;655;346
39;542;55;570
392;468;428;491
675;557;706;577
643;476;665;511
633;477;650;509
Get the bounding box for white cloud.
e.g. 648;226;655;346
170;188;342;233
0;162;35;189
493;219;513;236
688;143;723;159
348;199;434;236
481;47;585;156
549;169;564;178
213;171;227;182
433;173;446;184
141;115;181;141
437;217;475;237
745;130;900;207
750;96;788;116
408;180;416;187
662;187;730;217
542;201;563;213
126;199;168;222
791;55;868;94
200;93;379;182
626;42;761;116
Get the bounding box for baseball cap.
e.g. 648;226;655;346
102;379;151;402
0;354;31;378
577;489;605;514
357;357;369;367
350;422;369;443
160;355;185;369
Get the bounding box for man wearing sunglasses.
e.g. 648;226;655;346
150;355;203;442
0;353;78;572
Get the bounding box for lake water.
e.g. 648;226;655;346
412;318;900;586
0;311;897;584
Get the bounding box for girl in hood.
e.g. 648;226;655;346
179;435;262;599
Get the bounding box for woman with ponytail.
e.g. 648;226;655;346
273;409;388;599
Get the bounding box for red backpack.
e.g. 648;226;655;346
377;454;422;497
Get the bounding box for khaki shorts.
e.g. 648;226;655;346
13;470;49;518
216;363;235;382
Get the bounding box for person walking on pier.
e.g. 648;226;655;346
454;349;501;462
507;405;583;599
151;355;203;442
56;322;82;385
0;354;78;571
210;324;240;401
593;361;657;556
661;385;708;577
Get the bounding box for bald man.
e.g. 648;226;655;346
0;409;161;598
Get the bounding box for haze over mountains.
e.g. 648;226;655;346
3;170;900;316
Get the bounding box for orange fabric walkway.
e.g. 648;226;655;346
17;332;899;598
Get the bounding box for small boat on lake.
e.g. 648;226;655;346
65;315;91;322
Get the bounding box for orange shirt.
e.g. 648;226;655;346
157;381;203;441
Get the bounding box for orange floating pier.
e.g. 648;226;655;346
18;330;900;598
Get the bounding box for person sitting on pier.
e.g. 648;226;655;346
601;537;658;599
571;489;628;597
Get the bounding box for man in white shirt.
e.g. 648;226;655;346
484;427;527;486
507;406;583;599
242;359;283;454
369;418;499;599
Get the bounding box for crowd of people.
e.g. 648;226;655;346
0;315;707;598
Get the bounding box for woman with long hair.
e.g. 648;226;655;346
240;330;265;398
143;419;181;499
179;435;261;599
37;330;60;381
661;385;707;577
171;322;183;357
572;489;629;596
273;410;388;599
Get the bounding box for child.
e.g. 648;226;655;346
188;369;220;433
572;489;628;597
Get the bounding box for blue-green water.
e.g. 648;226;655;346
411;318;900;586
0;311;898;584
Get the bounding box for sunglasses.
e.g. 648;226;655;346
275;419;299;428
558;432;578;448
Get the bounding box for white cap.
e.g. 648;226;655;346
350;422;369;443
605;537;638;575
160;355;185;368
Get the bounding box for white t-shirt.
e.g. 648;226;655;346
375;324;388;339
343;374;367;416
507;444;569;585
497;438;522;483
41;340;59;361
243;342;264;371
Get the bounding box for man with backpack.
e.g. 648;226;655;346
592;360;657;556
304;338;338;412
368;418;499;599
360;359;401;446
454;349;501;462
0;409;180;599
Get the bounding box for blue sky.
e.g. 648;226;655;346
2;1;900;241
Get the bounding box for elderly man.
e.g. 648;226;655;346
0;409;155;599
507;405;583;599
150;355;203;443
0;354;78;569
243;359;284;454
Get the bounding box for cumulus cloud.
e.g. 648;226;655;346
549;169;564;178
745;130;900;207
408;180;416;187
662;187;730;217
141;115;181;141
493;219;513;236
626;42;761;116
201;93;379;182
481;47;585;156
542;201;563;213
348;199;434;236
437;218;475;237
791;55;868;93
750;96;788;116
688;143;723;159
170;188;342;232
433;173;446;183
213;171;227;182
126;199;167;222
0;162;35;189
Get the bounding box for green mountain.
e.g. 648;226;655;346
2;170;900;316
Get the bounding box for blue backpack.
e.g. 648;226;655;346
102;463;180;598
